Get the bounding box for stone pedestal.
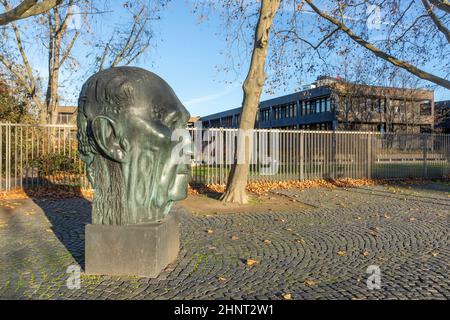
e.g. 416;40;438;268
85;212;179;278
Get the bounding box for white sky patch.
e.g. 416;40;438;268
183;83;240;108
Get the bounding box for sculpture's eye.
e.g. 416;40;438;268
164;111;180;127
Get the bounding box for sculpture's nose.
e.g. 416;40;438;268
179;103;190;124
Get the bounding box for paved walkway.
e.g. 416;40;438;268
0;182;449;299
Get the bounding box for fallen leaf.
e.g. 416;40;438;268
218;276;227;281
231;235;239;240
246;259;258;266
263;239;271;245
409;217;416;221
296;239;306;244
281;293;292;300
206;229;214;234
337;251;347;256
362;251;370;257
431;252;438;257
304;279;316;287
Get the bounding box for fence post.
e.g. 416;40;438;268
422;134;428;178
7;122;11;191
367;133;372;180
299;131;304;180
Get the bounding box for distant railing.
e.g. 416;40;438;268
0;123;449;191
0;123;89;191
189;128;450;184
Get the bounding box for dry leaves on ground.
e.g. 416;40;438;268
337;251;347;256
0;187;93;200
246;259;258;267
304;279;316;287
188;177;450;198
281;293;292;300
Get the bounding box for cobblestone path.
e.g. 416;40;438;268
0;183;449;299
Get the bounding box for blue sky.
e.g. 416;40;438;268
128;0;450;116
150;1;244;117
12;0;450;116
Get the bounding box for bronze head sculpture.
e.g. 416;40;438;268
77;66;191;226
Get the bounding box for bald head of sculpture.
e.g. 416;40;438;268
77;66;191;225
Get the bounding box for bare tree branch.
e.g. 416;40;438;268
96;5;152;71
60;30;79;66
0;0;62;25
304;0;450;89
422;0;450;43
429;0;450;13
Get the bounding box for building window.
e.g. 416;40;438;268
377;99;385;113
391;99;408;114
315;100;320;113
235;114;240;125
222;116;233;127
284;103;296;118
325;97;331;112
321;98;326;113
259;108;270;122
210;119;220;127
419;100;431;116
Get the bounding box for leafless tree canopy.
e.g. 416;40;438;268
194;0;449;92
0;0;166;124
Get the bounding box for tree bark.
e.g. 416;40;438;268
0;0;61;26
221;0;281;204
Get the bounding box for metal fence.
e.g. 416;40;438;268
1;123;449;191
0;123;89;191
190;128;450;184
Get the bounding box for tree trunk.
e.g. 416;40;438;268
221;0;280;204
46;8;62;124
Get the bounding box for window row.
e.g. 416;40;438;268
300;97;331;115
259;97;333;122
272;103;297;120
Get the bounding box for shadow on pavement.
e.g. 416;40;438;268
22;177;91;270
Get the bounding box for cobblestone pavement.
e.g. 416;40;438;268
0;182;449;300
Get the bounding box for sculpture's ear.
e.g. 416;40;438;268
91;116;128;163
